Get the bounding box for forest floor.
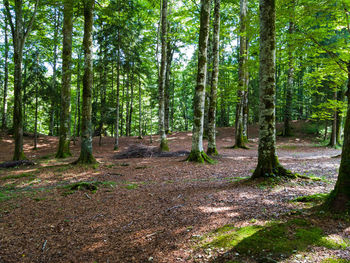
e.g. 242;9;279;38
0;121;349;263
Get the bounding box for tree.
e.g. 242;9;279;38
74;0;96;164
187;0;212;163
2;14;9;130
252;0;294;178
234;0;249;149
4;0;39;160
158;0;169;151
207;0;221;156
56;0;73;158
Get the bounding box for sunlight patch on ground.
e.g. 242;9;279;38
199;206;233;213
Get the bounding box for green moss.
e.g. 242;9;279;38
160;138;169;152
203;218;349;260
62;181;116;195
123;183;139;190
186;150;215;164
322;258;350;263
207;147;219;156
293;193;329;203
1;173;36;181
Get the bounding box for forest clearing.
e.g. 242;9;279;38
1;0;350;262
0;122;349;263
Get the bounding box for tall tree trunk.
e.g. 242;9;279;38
4;0;39;160
120;72;125;136
328;67;350;212
75;0;96;164
114;46;121;150
234;0;249;149
187;0;212;163
138;76;143;139
49;10;59;136
207;0;221;156
125;68;130;136
33;79;38;150
329;90;338;147
73;50;82;144
283;19;295;137
129;70;134;136
57;0;73;158
252;0;294;178
2;17;9;130
158;0;169;151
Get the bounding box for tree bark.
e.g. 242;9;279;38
234;0;249;149
158;0;169;151
57;0;73;158
187;0;212;163
328;68;350;212
75;0;96;164
2;17;9;130
138;76;143;139
207;0;221;156
4;0;39;160
252;0;294;178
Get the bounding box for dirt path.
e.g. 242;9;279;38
0;124;348;263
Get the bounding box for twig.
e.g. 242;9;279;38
42;240;47;252
85;193;92;199
167;204;184;212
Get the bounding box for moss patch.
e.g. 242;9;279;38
322;258;350;263
1;172;36;181
203;218;349;260
62;181;116;195
293;193;329;203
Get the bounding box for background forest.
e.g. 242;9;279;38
0;0;348;149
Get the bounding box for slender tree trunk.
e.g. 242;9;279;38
129;71;134;136
234;0;249;149
57;0;73;158
165;36;174;134
120;72;125;137
33;80;38;150
2;18;9;130
187;0;212;163
49;10;59;136
328;67;350;212
207;0;221;156
73;51;82;144
158;0;169;151
252;0;294;178
114;45;121;150
138;76;143;139
329;91;338;147
5;0;39;160
283;20;295;137
125;68;130;136
75;0;96;164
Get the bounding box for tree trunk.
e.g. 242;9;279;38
5;0;39;160
73;50;82;144
114;41;121;150
252;0;294;178
207;0;221;156
187;0;212;163
2;17;9;130
125;68;130;136
329;91;338;147
328;68;350;212
283;19;295;137
138;76;143;139
75;0;96;164
56;0;73;158
33;79;38;150
158;0;169;151
234;0;249;149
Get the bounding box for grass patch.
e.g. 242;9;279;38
203;218;349;260
278;145;298;150
293;193;329;203
62;181;116;196
122;183;139;190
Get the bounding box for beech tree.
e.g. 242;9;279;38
252;0;294;178
4;0;39;160
187;0;212;163
234;0;249;149
1;15;9;130
158;0;169;151
207;0;220;156
56;0;73;158
75;0;96;164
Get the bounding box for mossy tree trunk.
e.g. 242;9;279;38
57;0;73;158
2;17;9;130
158;0;169;151
207;0;221;156
187;0;212;163
252;0;293;179
234;0;249;149
75;0;96;164
4;0;39;161
329;68;350;212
